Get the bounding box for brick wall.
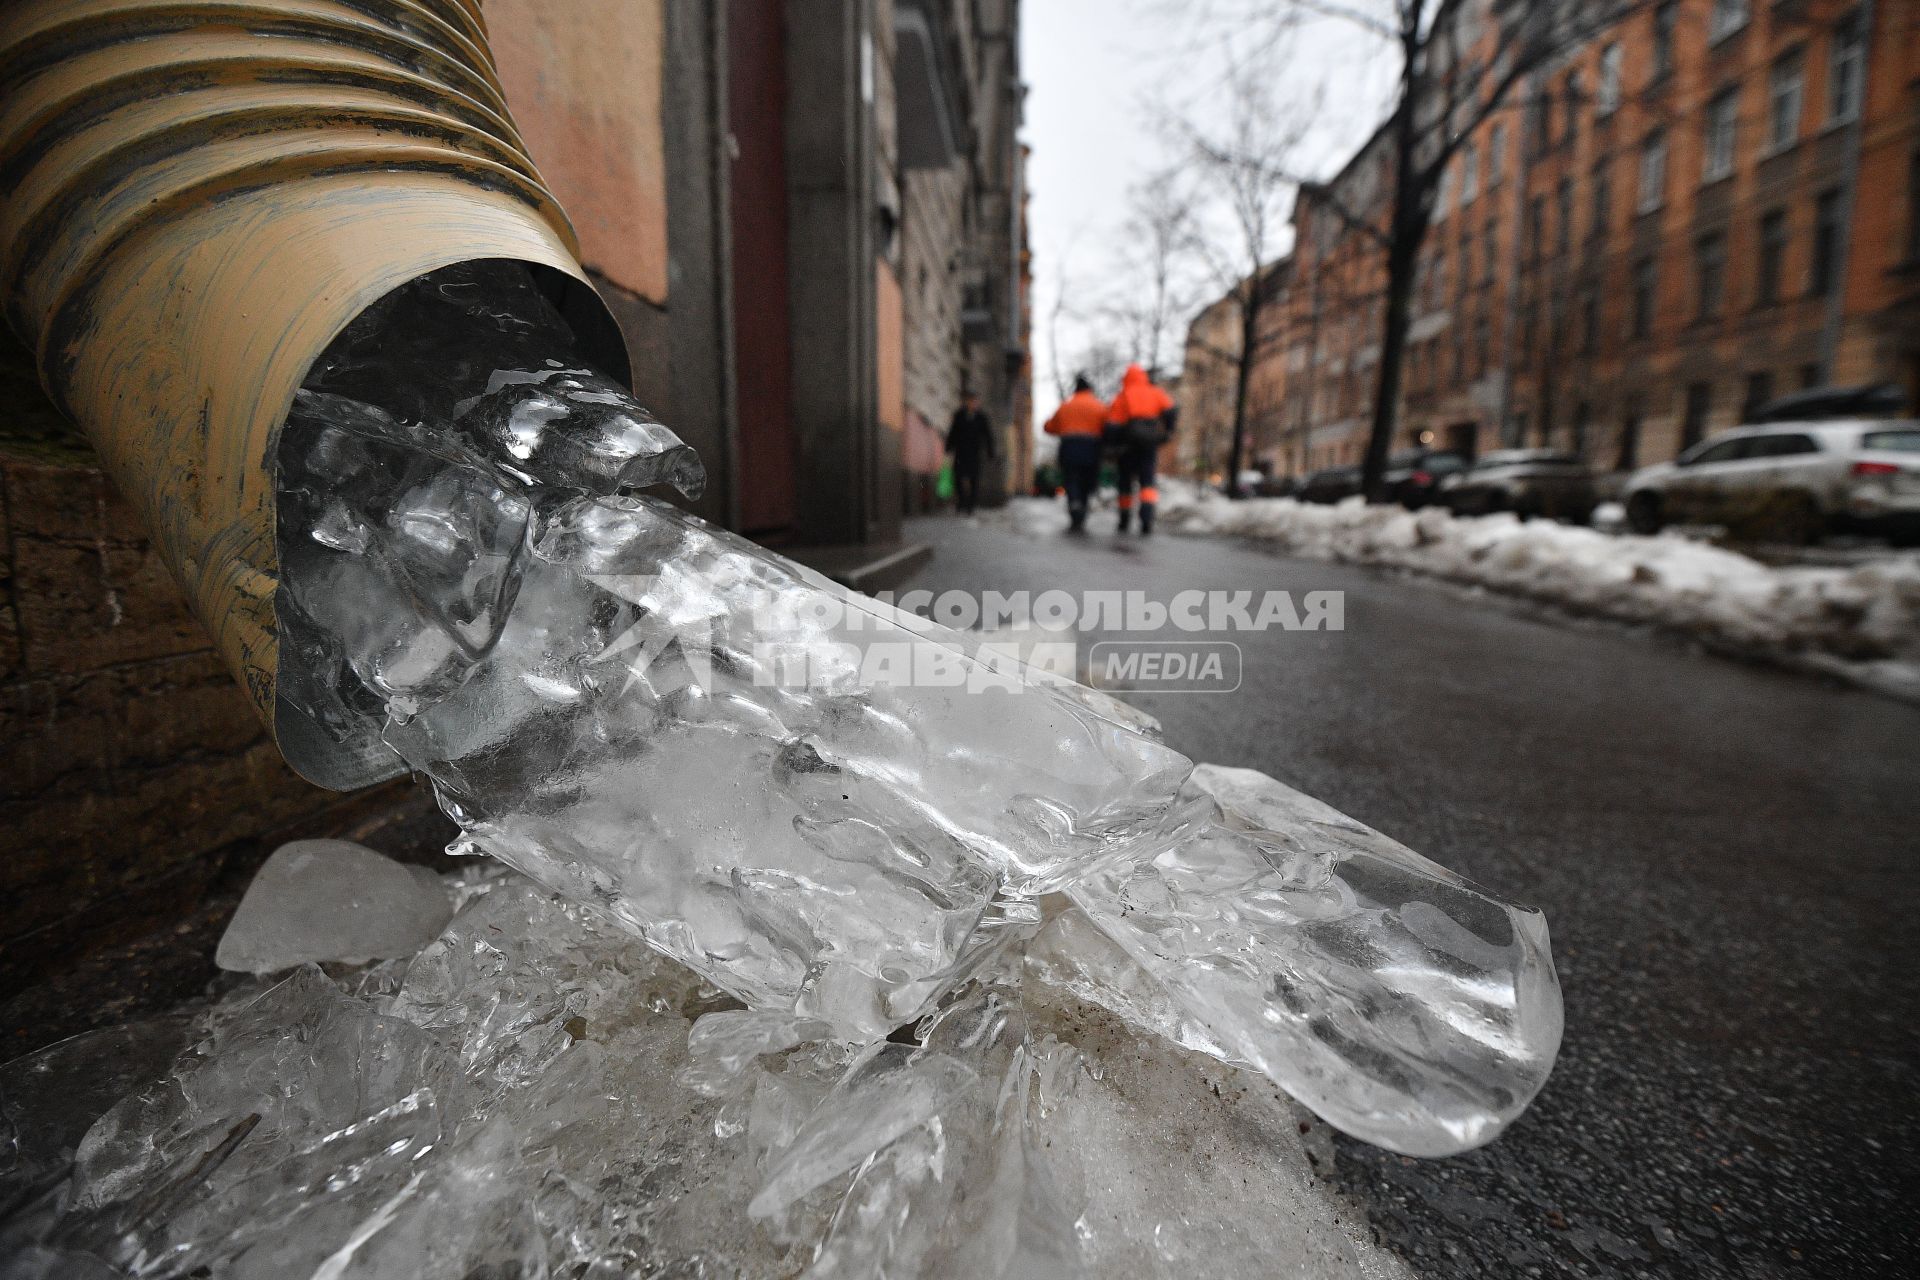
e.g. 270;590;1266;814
0;334;442;1050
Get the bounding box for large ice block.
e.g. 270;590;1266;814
266;259;1562;1155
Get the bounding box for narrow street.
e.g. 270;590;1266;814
902;511;1920;1279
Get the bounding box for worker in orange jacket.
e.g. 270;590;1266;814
1044;374;1108;532
1105;364;1177;535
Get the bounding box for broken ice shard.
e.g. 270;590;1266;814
215;840;453;973
1065;765;1563;1156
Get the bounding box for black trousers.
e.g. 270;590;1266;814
952;451;984;513
1117;443;1158;506
1058;436;1102;525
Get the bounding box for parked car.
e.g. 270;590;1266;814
1438;449;1599;522
1386;449;1468;509
1622;420;1920;544
1297;464;1362;504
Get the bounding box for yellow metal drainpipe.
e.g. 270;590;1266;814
0;0;630;788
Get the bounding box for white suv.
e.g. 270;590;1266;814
1623;420;1920;545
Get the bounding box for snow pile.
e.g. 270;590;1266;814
1040;486;1920;694
0;784;1422;1279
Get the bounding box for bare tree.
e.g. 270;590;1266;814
1040;229;1093;404
1166;55;1306;497
1103;174;1203;379
1203;0;1646;498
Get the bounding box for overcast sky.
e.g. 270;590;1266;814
1018;2;1401;429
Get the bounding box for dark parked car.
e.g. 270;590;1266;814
1438;449;1599;522
1252;472;1295;498
1386;449;1468;509
1297;464;1362;504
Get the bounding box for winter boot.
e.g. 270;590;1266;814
1139;505;1155;536
1117;509;1132;533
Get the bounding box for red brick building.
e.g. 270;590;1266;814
1277;0;1920;475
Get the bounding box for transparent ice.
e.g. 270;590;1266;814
0;261;1561;1272
214;840;454;974
280;262;1560;1151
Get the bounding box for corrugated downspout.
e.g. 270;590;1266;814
0;0;632;788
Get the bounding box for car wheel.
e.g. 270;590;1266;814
1625;491;1664;535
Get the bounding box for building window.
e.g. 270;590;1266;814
1768;54;1804;153
1598;44;1623;116
1474;312;1491;374
1563;71;1583;148
1695;232;1728;319
1638;130;1668;213
1458;230;1473;294
1459;143;1478;206
1581;290;1599;355
1590;161;1612;238
1631;256;1656;338
1528;91;1552;159
1811;187;1843;296
1556;178;1574;256
1682;381;1713;450
1828;10;1865;124
1703;89;1738;182
1653;3;1678;80
1743;371;1775;420
1528;195;1545;260
1757;208;1788;305
1801;361;1825;389
1482;218;1499;284
1709;0;1749;43
1487;123;1506;189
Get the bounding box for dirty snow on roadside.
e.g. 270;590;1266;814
998;485;1920;699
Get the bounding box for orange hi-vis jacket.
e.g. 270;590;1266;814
1044;390;1108;437
1106;364;1174;426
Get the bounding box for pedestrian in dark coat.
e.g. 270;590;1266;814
946;392;995;515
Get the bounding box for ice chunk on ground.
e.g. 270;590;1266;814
215;841;453;973
1065;766;1563;1157
279;385;1560;1148
5;862;1431;1277
263;260;1561;1162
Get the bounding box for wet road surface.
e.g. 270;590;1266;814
901;510;1920;1279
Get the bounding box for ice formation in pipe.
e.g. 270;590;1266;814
263;260;1562;1160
